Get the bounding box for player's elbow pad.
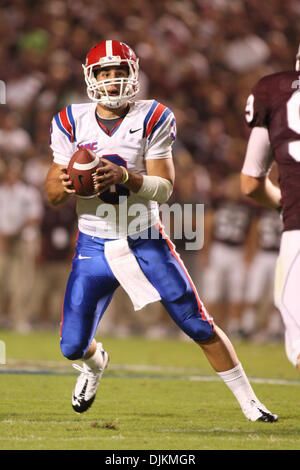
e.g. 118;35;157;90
136;175;173;203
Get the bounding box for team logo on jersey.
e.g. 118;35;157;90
77;141;98;151
129;128;141;134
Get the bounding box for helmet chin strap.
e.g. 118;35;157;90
87;88;127;109
87;75;139;107
98;97;124;109
84;61;139;106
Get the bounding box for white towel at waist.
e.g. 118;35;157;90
104;238;161;310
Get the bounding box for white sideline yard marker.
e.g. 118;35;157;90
1;359;300;386
189;376;300;386
0;340;5;364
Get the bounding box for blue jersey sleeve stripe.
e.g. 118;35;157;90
66;105;76;142
143;100;159;138
54;114;72;142
148;108;172;139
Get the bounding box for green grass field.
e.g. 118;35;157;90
1;329;300;450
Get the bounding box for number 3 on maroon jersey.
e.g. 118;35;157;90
245;94;255;124
245;89;300;162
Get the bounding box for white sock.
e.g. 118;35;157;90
217;362;259;409
84;343;104;371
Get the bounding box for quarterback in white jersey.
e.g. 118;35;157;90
50;98;175;238
46;40;277;422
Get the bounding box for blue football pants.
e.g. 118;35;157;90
60;227;214;360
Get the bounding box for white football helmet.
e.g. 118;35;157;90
82;40;140;108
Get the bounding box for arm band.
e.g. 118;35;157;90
136;175;173;203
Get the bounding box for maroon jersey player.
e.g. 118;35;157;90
241;45;300;372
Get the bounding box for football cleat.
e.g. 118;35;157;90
71;343;109;413
242;399;278;422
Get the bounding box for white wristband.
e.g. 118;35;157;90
120;166;129;184
136;175;173;203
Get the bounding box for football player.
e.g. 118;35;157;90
242;208;282;339
241;44;300;372
46;40;277;422
201;173;253;333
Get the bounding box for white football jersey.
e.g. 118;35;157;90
50;99;176;238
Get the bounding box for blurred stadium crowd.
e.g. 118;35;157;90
0;0;299;340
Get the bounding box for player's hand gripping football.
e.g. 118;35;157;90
93;159;126;195
59;166;76;194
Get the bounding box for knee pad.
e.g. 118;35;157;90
171;305;214;342
60;340;85;360
182;315;214;341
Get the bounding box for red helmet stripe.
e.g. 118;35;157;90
105;40;113;57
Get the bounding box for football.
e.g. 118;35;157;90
67;147;101;197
